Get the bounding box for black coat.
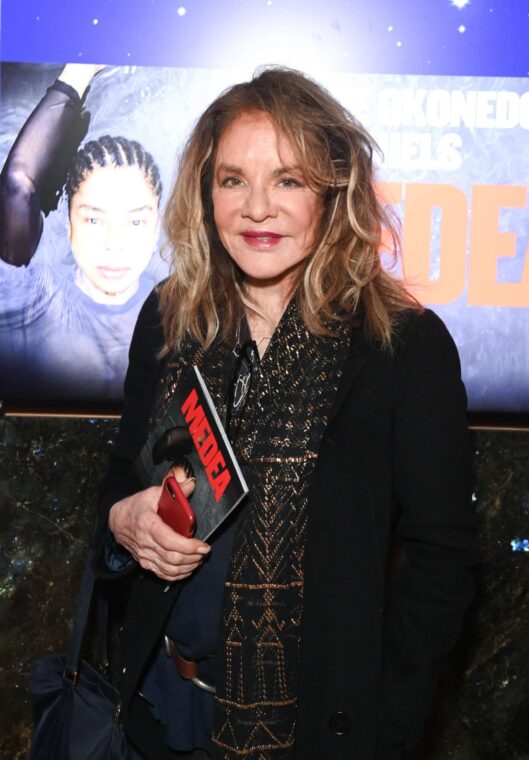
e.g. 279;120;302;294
95;293;478;759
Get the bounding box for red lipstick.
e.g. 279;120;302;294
240;230;283;249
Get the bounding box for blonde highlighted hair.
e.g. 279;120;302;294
159;66;419;352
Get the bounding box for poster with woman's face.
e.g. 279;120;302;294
0;64;248;409
1;58;529;417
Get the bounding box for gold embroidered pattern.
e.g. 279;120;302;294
224;582;303;590
210;301;350;759
246;453;319;464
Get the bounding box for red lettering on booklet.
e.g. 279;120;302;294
181;388;232;502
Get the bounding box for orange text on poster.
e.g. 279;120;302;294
378;182;529;306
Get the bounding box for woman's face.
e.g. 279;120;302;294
69;165;160;296
212;112;322;296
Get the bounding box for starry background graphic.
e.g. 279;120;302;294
1;0;528;76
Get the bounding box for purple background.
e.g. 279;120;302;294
1;0;528;77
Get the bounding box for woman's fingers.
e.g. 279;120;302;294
126;506;209;559
132;516;206;580
165;464;196;499
150;515;209;554
134;522;209;564
134;549;203;581
108;485;210;581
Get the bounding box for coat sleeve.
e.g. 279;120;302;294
92;287;165;579
0;81;89;266
380;309;478;754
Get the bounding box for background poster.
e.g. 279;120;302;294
1;1;528;417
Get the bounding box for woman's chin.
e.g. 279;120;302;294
74;268;139;305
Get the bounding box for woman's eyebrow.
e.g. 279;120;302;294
76;203;154;213
216;163;242;175
273;165;302;176
127;205;155;213
77;203;106;213
215;163;302;176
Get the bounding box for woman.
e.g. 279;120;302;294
0;64;162;401
96;67;478;759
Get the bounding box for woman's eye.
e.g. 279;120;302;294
279;177;303;188
131;218;142;226
221;177;243;188
86;217;100;225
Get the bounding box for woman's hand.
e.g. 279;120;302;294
108;468;210;583
58;64;107;99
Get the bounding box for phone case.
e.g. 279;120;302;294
157;476;196;537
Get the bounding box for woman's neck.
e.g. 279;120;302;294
245;282;293;357
245;312;274;357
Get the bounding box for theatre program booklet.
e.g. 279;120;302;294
135;366;249;541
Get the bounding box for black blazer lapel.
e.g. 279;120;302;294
326;325;377;427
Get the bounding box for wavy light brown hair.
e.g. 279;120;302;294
159;66;419;351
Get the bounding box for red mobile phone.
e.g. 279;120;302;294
157;476;196;537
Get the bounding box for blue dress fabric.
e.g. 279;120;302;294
141;512;240;752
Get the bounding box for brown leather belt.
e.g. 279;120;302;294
163;635;216;694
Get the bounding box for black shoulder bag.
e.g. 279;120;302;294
29;547;136;759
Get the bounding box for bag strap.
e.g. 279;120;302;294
64;547;99;678
96;586;110;673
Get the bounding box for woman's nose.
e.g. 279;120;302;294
241;185;277;221
104;222;125;253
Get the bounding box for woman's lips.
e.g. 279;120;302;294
240;230;284;249
96;266;131;280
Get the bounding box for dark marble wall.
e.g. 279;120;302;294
1;417;528;758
